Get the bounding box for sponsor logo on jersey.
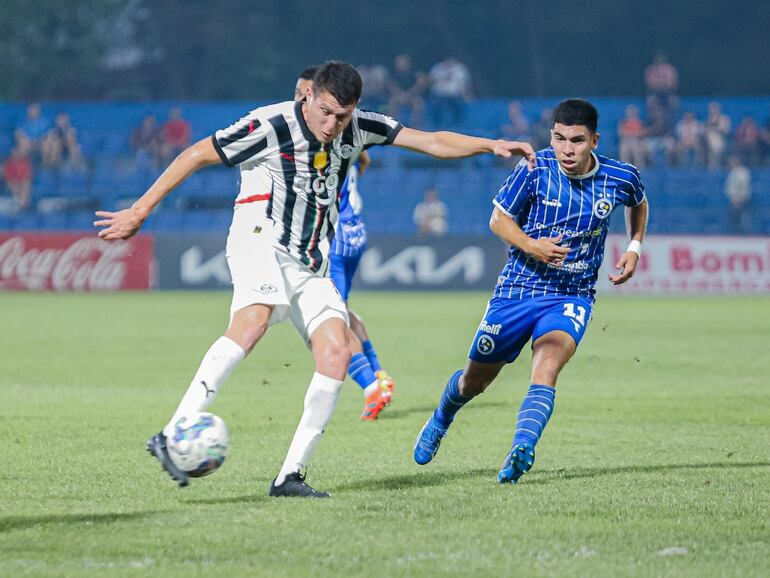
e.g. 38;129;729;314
476;334;495;355
557;260;590;273
478;319;502;335
534;223;594;238
295;171;341;204
593;198;613;219
541;198;563;208
259;283;278;294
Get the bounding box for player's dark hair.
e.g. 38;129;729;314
313;61;362;106
552;99;599;133
299;65;319;81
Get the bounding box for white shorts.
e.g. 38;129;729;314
226;202;348;342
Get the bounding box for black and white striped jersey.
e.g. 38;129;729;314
211;101;402;274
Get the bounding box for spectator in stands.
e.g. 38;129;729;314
530;107;554;151
499;101;531;142
160;107;191;165
618;104;647;168
674;111;704;166
15;102;50;159
644;96;675;166
428;56;472;128
130;114;162;168
704;101;731;169
358;64;389;112
413;187;448;236
387;54;426;126
644;52;678;115
733;115;762;166
2;145;33;212
40;112;85;170
724;155;751;234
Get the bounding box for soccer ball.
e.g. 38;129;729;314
166;412;229;478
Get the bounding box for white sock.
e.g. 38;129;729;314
163;336;245;435
275;372;343;485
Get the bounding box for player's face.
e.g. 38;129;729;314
304;88;357;144
550;123;599;175
294;78;312;102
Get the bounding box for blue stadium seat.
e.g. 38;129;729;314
38;212;70;231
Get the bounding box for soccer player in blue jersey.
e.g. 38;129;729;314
414;99;649;484
296;67;395;420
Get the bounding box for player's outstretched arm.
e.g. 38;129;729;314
94;137;222;240
393;127;535;166
609;198;649;285
489;207;569;265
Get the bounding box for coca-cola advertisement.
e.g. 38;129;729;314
0;233;153;291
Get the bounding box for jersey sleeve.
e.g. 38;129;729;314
493;158;536;216
355;110;403;148
620;165;647;207
211;111;271;167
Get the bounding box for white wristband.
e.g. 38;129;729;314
627;240;642;257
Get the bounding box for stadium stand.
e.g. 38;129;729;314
1;98;768;235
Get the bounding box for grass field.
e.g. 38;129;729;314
1;291;768;577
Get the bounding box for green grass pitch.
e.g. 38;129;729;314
1;291;768;577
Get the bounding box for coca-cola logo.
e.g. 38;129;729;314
0;236;136;291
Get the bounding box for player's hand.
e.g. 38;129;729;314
94;207;148;240
493;140;536;169
609;251;639;285
525;234;570;265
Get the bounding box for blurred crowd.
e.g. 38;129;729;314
1;52;768;235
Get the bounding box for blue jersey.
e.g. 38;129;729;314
493;149;646;301
331;163;367;257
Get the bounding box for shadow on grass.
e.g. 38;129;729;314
526;460;770;485
182;493;270;506
0;510;174;533
334;467;496;492
334;460;770;493
382;400;508;421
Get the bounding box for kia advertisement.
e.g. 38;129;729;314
152;233;770;294
0;233;153;291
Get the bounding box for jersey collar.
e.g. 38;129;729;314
295;100;320;145
559;152;600;180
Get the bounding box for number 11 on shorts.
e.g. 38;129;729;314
563;302;587;328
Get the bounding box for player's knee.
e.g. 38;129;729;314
459;373;492;397
531;357;564;386
315;341;351;378
227;318;268;353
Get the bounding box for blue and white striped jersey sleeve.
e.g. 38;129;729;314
493;159;536;216
619;165;646;207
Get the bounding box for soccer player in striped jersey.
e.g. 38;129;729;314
414;99;649;485
296;66;395;421
95;61;534;498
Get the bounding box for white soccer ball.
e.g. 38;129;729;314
166;412;229;478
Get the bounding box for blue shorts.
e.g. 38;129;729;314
329;251;364;302
468;295;594;364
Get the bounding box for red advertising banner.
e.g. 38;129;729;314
0;233;153;291
597;234;770;294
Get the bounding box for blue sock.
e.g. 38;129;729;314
348;352;377;390
512;384;555;448
434;370;473;428
362;340;382;373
